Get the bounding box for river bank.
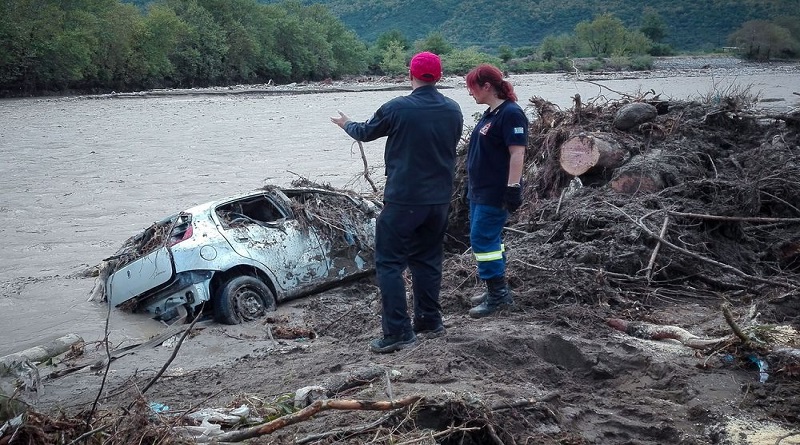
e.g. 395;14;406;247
81;56;800;109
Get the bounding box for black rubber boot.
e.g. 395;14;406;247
469;291;488;305
469;276;514;318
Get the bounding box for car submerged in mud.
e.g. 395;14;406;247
98;185;380;324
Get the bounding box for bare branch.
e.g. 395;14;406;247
205;395;422;443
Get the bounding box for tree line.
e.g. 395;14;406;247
0;0;368;95
1;0;798;96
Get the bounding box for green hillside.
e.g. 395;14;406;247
258;0;799;51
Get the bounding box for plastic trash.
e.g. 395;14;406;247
747;355;769;383
149;402;170;413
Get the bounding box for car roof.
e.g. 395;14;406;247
181;186;356;215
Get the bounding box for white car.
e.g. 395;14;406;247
101;186;380;324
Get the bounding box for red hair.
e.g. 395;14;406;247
465;64;518;102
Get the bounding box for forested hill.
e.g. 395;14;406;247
122;0;799;51
255;0;797;51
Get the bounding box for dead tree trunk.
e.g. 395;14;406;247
559;132;627;177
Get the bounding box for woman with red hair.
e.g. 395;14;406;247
464;63;528;318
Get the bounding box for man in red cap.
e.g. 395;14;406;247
331;52;463;353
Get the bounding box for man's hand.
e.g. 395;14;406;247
503;185;522;213
330;110;350;129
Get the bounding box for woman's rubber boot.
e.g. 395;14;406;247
468;276;514;318
469;291;488;305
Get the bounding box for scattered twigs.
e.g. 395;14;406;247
607;203;798;289
202;395;422;443
64;425;109;445
482;414;506;445
503;226;527;235
354;140;378;193
667;210;800;223
394;424;482;445
580;79;638;100
295;410;398;444
722;303;751;347
644;215;669;281
86;282;116;429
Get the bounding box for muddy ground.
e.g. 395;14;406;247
3;64;800;445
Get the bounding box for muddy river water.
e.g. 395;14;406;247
1;64;799;357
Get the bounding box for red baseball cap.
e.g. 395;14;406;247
409;52;442;82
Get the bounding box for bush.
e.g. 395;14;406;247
583;59;604;72
605;56;630;71
629;55;654;70
649;43;675;56
442;48;501;75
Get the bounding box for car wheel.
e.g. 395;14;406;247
214;276;276;324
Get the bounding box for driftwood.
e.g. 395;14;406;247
44;318;205;380
197;395;422;443
607;318;732;349
1;334;84;376
294;366;386;408
355;140;378;193
559;132;627;176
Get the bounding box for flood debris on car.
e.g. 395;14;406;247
88;181;381;324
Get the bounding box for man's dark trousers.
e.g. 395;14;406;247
375;202;449;337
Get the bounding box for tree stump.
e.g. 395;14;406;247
559;132;627;177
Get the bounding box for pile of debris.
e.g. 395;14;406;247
446;91;800;376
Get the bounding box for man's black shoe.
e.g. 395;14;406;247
369;332;417;353
413;324;446;339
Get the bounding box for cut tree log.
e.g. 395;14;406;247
609;149;685;195
609;170;666;194
559;132;627;176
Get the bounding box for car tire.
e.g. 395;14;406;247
214;276;276;324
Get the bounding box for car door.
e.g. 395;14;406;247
107;246;175;307
280;189;378;280
217;194;329;295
